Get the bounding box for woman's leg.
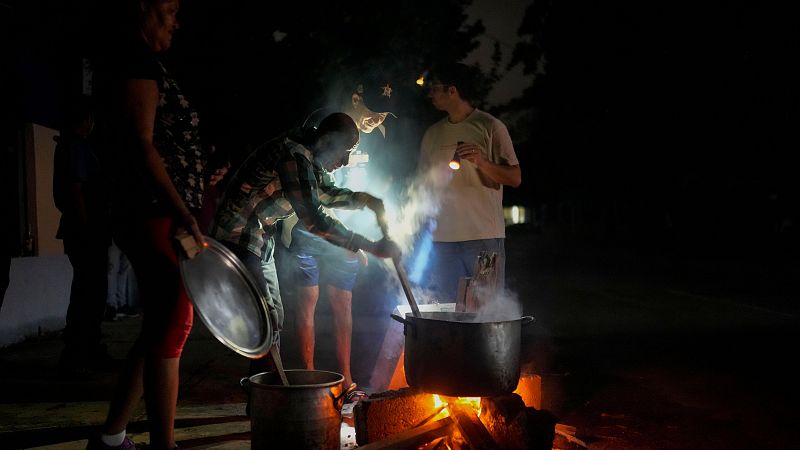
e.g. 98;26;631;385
103;346;144;434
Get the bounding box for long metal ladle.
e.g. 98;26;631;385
269;345;290;386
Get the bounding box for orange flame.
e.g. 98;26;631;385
431;394;482;418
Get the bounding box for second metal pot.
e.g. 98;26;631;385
240;370;349;450
391;311;535;397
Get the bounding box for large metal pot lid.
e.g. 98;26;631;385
179;236;273;359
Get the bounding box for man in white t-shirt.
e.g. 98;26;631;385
418;63;521;301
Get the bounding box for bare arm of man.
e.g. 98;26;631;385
457;142;522;187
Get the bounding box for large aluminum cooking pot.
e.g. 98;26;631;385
391;311;535;397
240;370;352;450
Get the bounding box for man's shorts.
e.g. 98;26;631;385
288;227;360;291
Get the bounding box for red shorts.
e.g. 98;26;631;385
117;216;193;358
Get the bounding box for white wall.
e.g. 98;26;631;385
0;123;70;348
0;256;72;347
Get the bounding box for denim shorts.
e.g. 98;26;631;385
288;228;360;291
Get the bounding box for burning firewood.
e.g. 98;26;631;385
555;423;589;449
419;437;448;450
354;416;455;450
449;403;501;450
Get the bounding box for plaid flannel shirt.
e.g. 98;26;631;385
210;136;367;258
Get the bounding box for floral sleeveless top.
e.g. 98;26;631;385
152;62;206;211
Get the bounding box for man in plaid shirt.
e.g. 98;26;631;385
210;113;399;376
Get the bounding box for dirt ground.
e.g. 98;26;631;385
1;224;798;449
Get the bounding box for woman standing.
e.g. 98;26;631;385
88;1;206;449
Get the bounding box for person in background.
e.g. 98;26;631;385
105;241;139;321
52;98;113;376
418;62;521;301
88;1;208;449
210;112;400;388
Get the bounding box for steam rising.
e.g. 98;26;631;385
319;75;512;315
382;166;452;252
336;164;451;306
470;285;523;321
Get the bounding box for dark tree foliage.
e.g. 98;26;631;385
168;0;484;160
504;0;799;257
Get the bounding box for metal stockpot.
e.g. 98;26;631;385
240;370;351;450
391;311;535;397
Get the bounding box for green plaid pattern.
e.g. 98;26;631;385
211;136;366;258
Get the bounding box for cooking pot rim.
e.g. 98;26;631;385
248;369;344;389
403;311;533;325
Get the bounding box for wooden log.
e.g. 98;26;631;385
420;437;448;450
355;417;455;450
464;279;477;312
555;423;589;448
449;404;500;450
479;394;531;450
455;276;471;312
467;251;499;311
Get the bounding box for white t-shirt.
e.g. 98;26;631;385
419;109;518;242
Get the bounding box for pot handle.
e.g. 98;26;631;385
330;382;359;411
391;312;416;337
390;313;412;326
521;316;536;326
239;376;251;394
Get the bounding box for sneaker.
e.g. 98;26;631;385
85;435;136;450
344;385;367;404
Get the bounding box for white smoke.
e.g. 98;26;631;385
470;284;523;321
382;165;451;252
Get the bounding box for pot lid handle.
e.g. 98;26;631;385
521;316;536;326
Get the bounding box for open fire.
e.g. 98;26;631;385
354;375;557;450
432;395;482;417
354;390;490;449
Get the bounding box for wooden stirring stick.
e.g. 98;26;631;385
376;213;421;317
393;256;421;317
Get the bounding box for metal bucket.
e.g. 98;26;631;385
241;370;346;450
392;311;535;397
